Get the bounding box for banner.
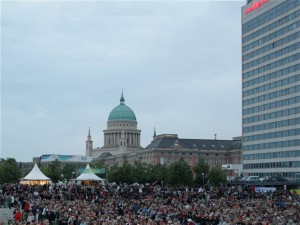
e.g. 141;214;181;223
255;187;276;193
41;155;92;162
80;168;105;174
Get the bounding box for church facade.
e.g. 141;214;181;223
86;93;242;174
86;92;142;158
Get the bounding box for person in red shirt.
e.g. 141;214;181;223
14;209;21;223
23;201;30;213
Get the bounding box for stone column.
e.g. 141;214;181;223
134;133;136;146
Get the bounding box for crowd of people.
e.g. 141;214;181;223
0;182;299;225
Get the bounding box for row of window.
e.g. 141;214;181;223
243;107;300;124
242;0;299;34
243;74;300;97
243;21;300;54
243;85;300;106
243;96;300;115
243;161;300;169
243;42;300;71
243;128;300;142
243;118;300;133
243;150;300;160
243;10;300;44
112;123;135;127
243;139;300;151
243;63;300;88
243;53;300;79
243;31;300;62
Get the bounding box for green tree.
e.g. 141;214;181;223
62;164;77;181
107;163;135;184
44;160;62;183
106;165;117;183
150;164;169;185
132;160;148;184
193;159;209;187
119;162;135;184
167;158;193;187
0;158;21;184
94;160;107;179
208;166;227;186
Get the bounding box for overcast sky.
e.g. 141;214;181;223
2;0;245;162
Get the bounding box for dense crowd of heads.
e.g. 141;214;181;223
0;182;299;225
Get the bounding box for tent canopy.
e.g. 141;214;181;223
22;163;51;181
75;164;103;181
21;163;51;185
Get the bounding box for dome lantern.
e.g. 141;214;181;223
120;91;125;105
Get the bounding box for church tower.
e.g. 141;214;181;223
86;127;93;156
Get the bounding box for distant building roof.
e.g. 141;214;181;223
146;135;241;150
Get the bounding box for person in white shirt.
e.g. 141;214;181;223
27;212;35;223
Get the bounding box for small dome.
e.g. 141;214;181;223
108;93;137;122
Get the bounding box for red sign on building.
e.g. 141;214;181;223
245;0;269;14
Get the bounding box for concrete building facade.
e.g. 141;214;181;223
242;0;300;179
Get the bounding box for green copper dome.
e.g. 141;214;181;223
108;93;137;122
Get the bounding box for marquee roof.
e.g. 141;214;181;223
22;163;51;180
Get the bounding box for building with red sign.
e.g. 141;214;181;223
242;0;300;179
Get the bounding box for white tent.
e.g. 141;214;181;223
20;163;51;185
75;164;103;181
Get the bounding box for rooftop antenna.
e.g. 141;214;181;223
214;133;217;140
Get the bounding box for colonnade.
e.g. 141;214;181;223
104;132;140;147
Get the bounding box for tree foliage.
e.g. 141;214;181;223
94;160;107;179
132;160;147;184
62;164;77;181
149;164;168;184
0;158;21;184
106;158;227;187
107;162;135;184
193;159;209;186
167;158;193;187
43;159;62;183
208;166;227;186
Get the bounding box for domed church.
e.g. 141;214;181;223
86;92;142;158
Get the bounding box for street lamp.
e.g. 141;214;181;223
72;172;75;179
202;173;205;188
234;170;238;182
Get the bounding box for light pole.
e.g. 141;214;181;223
202;173;205;188
234;170;238;182
72;172;75;179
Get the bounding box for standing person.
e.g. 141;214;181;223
27;212;35;224
23;201;30;213
14;209;22;223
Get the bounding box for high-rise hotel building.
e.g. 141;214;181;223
242;0;300;179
